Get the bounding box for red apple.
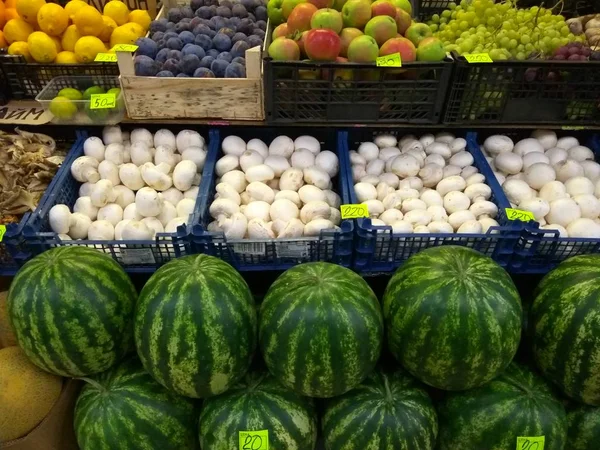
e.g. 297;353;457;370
379;36;416;62
364;15;397;46
417;36;446;61
339;27;363;57
395;7;411;35
371;0;397;18
296;30;310;57
311;8;343;34
272;23;290;40
347;34;379;62
288;3;318;34
282;0;307;19
307;0;334;8
405;22;432;47
268;37;301;60
341;0;371;29
304;28;341;61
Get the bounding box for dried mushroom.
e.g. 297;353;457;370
0;128;67;223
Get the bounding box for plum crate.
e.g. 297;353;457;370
341;129;523;274
191;128;354;271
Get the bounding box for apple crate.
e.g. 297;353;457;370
117;0;265;120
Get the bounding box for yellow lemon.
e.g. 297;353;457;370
64;0;86;21
27;31;56;62
51;35;61;51
109;23;137;47
103;0;128;26
73;5;103;36
3;18;33;43
36;3;67;36
128;9;150;31
98;15;116;42
74;35;105;62
55;50;77;63
7;40;31;61
49;96;77;119
15;0;44;24
123;21;144;38
60;23;80;52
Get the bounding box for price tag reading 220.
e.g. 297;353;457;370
517;436;545;450
239;430;268;450
340;204;369;219
505;208;535;222
464;53;493;63
90;94;116;110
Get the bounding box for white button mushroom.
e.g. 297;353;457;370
565;176;595;196
275;190;302;208
567;218;600;238
448;210;476;230
222;135;247;156
419;163;444;188
291;148;316;169
158;202;178;227
539;181;568;202
298;185;326;204
153;128;176;150
90;179;117;208
427;221;453;233
210;198;240;219
364;199;384;218
300;201;331;224
83;137;105;160
484;135;514;155
518;198;550;220
449;151;474;168
123;203;143;221
239;150;265;172
304;218;335;236
176;198;195;218
161;187;185;207
303;166;330;190
49;204;72;234
503;179;535;205
246;182;275;204
494;153;523;175
380;209;404;225
243;201;271;222
514;138;545;156
121;220;153;240
154;145;180;169
216;155;240;177
269;136;295;158
294;135;320;154
68;213;92;239
457;220;483;234
545;147;568;166
246;139;269;158
245;164;275;183
181;147;206;171
119;163;145;191
88;220;115;240
135;187;163;217
436;176;467;196
173;160;198;191
71;156;100;183
140;162;173;192
443;191;470;214
390;154;420;178
555;160;584;183
176;130;204;152
73;196;98;220
546;198;581;228
97;203;123;226
573;195;600;219
221;170;247;193
556;136;579;150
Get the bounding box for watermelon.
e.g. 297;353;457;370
437;363;567;450
74;357;199;450
567;403;600;450
199;372;318;449
7;247;137;377
382;246;522;391
531;254;600;406
135;254;256;399
322;369;438;450
259;262;383;398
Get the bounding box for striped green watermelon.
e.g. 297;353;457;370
567;403;600;450
322;369;438;450
199;372;318;449
437;363;567;450
135;254;256;399
74;357;199;450
7;247;137;377
382;246;522;391
259;262;383;398
531;254;600;406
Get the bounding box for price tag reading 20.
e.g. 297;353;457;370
90;94;116;110
516;436;545;450
340;204;369;219
239;430;269;450
505;208;535;222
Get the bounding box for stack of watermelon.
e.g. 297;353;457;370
5;243;600;449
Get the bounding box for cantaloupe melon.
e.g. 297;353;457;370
0;346;63;442
0;291;17;348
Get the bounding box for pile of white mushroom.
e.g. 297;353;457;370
350;132;499;234
483;130;600;238
48;126;206;241
207;135;341;239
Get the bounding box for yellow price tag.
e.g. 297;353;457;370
0;225;6;242
94;53;117;62
505;208;535;222
239;430;269;450
464;53;493;63
111;44;139;52
516;436;545;450
90;94;116;110
340;204;369;219
561;126;585;130
376;53;402;67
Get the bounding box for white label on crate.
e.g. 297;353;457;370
276;241;310;259
120;248;156;265
232;242;266;256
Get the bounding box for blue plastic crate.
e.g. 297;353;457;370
21;129;211;272
482;130;600;273
191;128;354;271
341;129;523;274
0;131;84;275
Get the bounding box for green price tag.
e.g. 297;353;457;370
0;225;6;242
239;430;269;450
94;52;117;62
340;204;369;219
516;436;545;450
562;126;585;130
464;53;493;63
505;208;535;222
111;44;139;52
90;93;116;110
376;53;402;67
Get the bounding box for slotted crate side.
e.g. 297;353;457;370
477;130;600;273
341;129;522;273
191;128;354;271
21;129;213;272
413;0;452;20
0;131;84;275
443;59;600;125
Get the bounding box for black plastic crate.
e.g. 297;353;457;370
444;57;600;125
0;54;120;100
413;0;451;20
264;58;453;124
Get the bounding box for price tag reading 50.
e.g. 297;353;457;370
505;208;535;222
517;436;545;450
239;430;268;450
340;204;369;219
376;52;402;67
90;94;116;110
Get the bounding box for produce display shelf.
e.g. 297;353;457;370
191;127;354;271
340;129;522;273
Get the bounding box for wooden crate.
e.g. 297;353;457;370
117;0;265;121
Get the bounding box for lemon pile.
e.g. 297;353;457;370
1;0;150;64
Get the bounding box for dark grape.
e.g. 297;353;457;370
591;51;600;61
568;54;582;60
524;68;538;82
568;47;580;55
581;47;592;57
546;71;559;81
553;54;566;60
555;46;569;57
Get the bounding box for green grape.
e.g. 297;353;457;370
484;8;494;17
489;48;503;60
460;31;470;39
442;10;451;18
450;22;460;31
440;17;448;24
560;26;569;36
520;35;530;45
508;39;518;49
474;45;484;53
461;39;474;52
432;14;440;22
456;10;466;20
525;43;533;52
517;44;525;52
430;24;439;32
516;52;526;60
500;36;510;48
551;37;560;48
451;11;457;19
508;30;518;40
523;12;532;21
459;20;469;30
472;17;480;26
487;16;497;26
460;0;468;7
449;2;457;9
439;23;447;30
